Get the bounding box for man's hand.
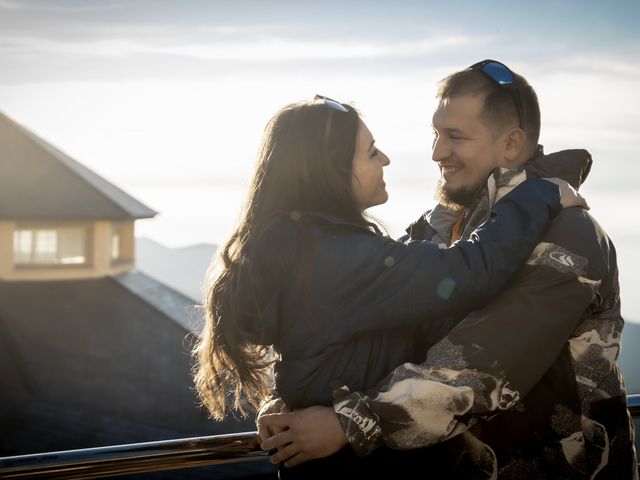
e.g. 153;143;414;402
257;405;348;467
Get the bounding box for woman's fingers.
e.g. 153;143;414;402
257;412;294;442
257;398;291;441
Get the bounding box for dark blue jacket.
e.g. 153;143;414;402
247;178;561;409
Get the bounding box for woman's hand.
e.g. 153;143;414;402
257;397;290;439
258;405;347;467
542;177;589;210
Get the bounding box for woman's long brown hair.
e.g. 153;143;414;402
192;100;378;420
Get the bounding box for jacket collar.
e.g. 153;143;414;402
406;147;593;243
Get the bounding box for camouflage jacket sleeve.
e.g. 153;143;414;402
333;210;609;457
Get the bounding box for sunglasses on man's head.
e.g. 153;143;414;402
469;59;525;130
314;94;349;113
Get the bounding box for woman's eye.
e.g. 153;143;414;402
371;148;379;157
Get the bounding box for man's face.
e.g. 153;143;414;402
431;93;505;208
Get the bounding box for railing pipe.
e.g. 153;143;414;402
0;431;267;479
1;394;639;479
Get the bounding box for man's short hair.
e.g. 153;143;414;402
436;66;541;157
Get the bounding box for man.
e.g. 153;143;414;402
258;60;637;478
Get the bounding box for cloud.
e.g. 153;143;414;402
1;31;481;61
156;35;479;62
0;0;127;11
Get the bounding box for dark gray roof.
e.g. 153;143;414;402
0;274;202;423
0;111;157;220
113;270;204;332
0;274;277;477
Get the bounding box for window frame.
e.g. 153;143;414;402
13;223;93;269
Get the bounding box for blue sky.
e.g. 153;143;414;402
1;0;639;319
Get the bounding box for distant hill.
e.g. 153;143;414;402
620;321;640;394
135;237;217;303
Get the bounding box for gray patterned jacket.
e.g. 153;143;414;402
333;148;637;479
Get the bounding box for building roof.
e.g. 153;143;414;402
113;270;203;332
0;111;157;220
0;273;199;413
0;273;275;480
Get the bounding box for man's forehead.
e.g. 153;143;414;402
432;94;485;128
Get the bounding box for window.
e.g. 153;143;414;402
110;222;132;265
14;227;87;266
111;232;120;260
34;230;57;263
13;230;33;263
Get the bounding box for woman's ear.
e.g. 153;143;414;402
502;127;527;166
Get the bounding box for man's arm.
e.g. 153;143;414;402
335;219;603;456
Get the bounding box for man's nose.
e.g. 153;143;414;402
379;150;391;166
432;137;450;163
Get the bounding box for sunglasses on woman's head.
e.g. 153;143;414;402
314;94;350;145
314;94;349;113
469;59;525;130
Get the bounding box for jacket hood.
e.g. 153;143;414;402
524;146;592;189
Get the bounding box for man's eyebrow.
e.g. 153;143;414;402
369;139;376;151
433;127;465;136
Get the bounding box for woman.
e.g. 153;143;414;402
192;96;582;476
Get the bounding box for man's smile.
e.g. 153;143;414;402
439;163;463;179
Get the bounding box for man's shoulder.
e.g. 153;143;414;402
537;207;617;277
545;207;612;245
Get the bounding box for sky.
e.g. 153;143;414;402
1;0;639;318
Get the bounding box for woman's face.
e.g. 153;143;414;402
351;120;390;211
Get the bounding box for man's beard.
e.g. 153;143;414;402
434;179;478;211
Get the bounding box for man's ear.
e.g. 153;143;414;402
502;128;527;166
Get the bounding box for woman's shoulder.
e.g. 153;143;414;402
301;212;386;239
251;212;401;270
260;211;379;239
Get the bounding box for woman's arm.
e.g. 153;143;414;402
306;178;566;344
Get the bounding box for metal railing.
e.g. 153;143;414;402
0;432;267;479
2;394;639;479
